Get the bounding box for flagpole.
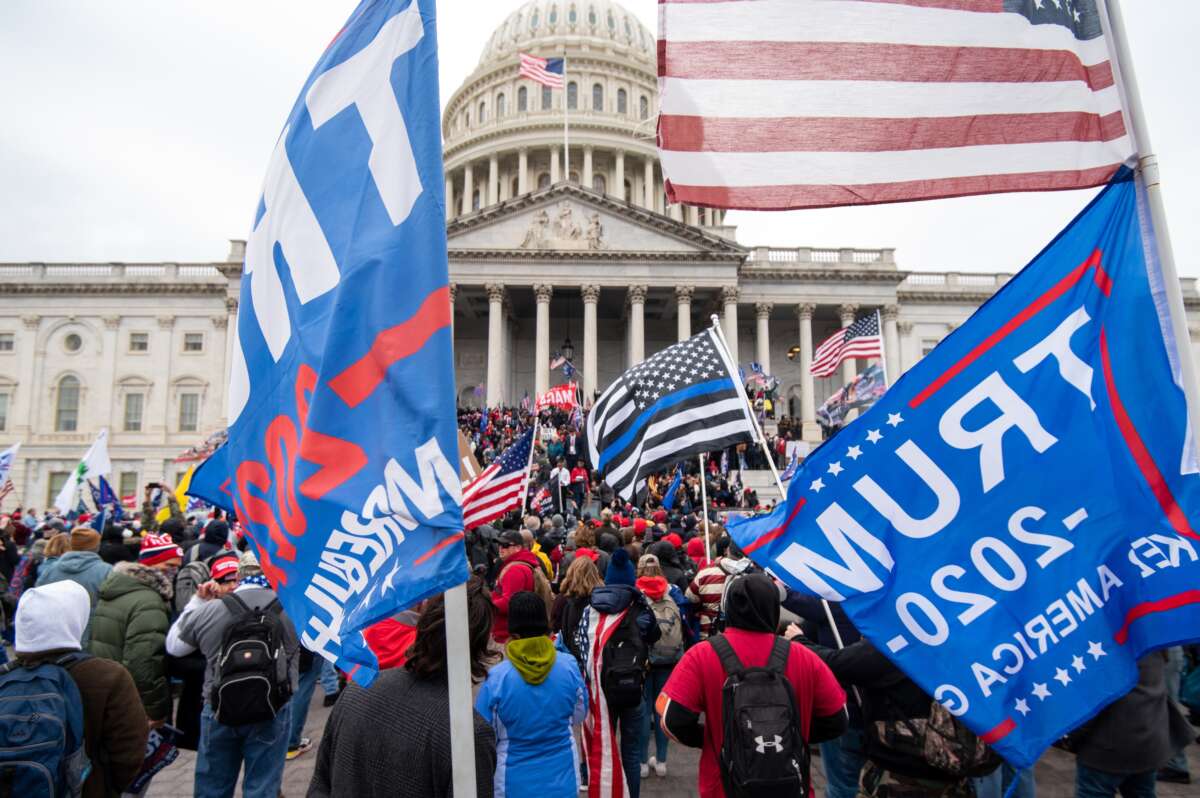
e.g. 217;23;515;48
1099;0;1200;457
874;309;891;389
698;453;711;558
562;57;569;183
521;415;541;516
444;580;477;798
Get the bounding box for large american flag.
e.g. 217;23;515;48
519;53;564;89
812;313;884;378
657;0;1133;210
461;429;534;529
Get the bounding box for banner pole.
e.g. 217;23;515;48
562;57;569;183
444;580;477;798
874;309;891;389
699;452;711;558
522;415;540;516
1100;0;1200;457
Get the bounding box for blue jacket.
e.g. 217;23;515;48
35;550;113;644
476;649;587;798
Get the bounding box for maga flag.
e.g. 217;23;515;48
728;171;1200;767
221;0;465;685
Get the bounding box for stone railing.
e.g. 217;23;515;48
0;263;226;281
747;246;896;267
901;272;1011;290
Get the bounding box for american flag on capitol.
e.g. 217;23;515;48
587;327;756;501
657;0;1133;210
811;312;883;379
519;53;564;89
461;429;534;529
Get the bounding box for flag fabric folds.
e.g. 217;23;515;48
0;443;19;501
537;383;579;412
657;0;1134;210
811;313;884;378
519;53;565;88
817;363;889;428
727;172;1200;767
54;430;111;513
587;327;755;501
220;0;466;684
462;430;534;529
661;464;684;511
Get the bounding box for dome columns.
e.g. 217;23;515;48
614;150;625;201
518;148;529;195
583;146;594;191
643;158;654;210
488;154;499;206
461;162;474;216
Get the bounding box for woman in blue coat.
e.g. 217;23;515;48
476;591;588;797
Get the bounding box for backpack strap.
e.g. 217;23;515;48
709;633;745;678
765;636;791;673
55;651;93;670
221;592;252;618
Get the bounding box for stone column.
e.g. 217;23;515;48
550;146;560;183
534;284;553;396
687;206;700;226
629;285;647;365
444;175;454;221
797;304;819;441
839;303;859;386
755;303;773;374
675;285;693;342
882;305;901;383
487;154;499;206
614;151;625;200
581;285;600;403
461;164;473;216
485;284;505;407
518;148;529;195
643;159;655;210
722;286;740;365
583;146;594;189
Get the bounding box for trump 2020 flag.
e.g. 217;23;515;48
223;0;464;684
728;170;1200;767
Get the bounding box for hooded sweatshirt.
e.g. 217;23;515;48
476;636;588;798
35;550;113;644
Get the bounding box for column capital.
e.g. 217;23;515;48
101;315;121;330
674;285;694;303
518;146;528;155
882;304;901;322
485;283;506;303
721;285;740;304
211;315;229;329
838;303;859;324
898;321;914;335
628;284;648;304
796;302;817;320
534;283;554;303
754;302;773;319
21;314;40;330
225;297;239;314
580;284;601;303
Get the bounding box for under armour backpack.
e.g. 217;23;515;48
0;653;91;797
710;634;810;798
210;594;292;726
600;609;648;711
647;596;684;666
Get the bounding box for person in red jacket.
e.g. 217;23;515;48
491;529;544;645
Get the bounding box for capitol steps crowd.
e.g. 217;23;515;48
0;407;1195;797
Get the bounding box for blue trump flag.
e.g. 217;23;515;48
210;0;465;685
728;171;1200;767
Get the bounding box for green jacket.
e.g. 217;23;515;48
88;562;173;721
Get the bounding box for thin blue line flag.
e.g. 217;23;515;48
728;171;1200;767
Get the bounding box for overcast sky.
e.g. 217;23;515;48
1;1;1195;276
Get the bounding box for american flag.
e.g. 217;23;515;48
657;0;1132;210
461;429;534;529
519;53;564;89
0;480;13;503
812;312;884;378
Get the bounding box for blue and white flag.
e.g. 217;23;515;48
728;172;1200;767
211;0;465;685
779;453;801;484
88;476;124;522
661;464;684;511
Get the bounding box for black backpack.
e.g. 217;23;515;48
710;634;810;798
210;594;292;726
599;608;648;711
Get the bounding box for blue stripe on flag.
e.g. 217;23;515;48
598;378;732;470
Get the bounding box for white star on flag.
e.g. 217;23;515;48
886;413;904;427
846;445;863;460
1032;682;1052;701
1087;641;1107;660
865;429;883;444
1014;698;1030;716
1071;655;1087;673
827;461;844;476
810;478;825;493
1053;667;1072;686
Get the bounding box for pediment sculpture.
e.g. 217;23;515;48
519;201;605;250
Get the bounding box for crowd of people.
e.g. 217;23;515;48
0;407;1195;797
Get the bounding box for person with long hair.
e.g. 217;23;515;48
308;577;498;797
553;556;604;665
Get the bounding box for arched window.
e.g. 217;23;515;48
592;174;607;194
624;17;632;38
56;375;80;432
530;9;539;29
496;93;506;117
617;88;627;114
569;5;577;24
607;10;615;30
592;83;603;111
472;190;481;211
541;85;552;110
478;101;486;123
639;95;649;120
567;82;578;110
517;86;528;111
549;5;558;25
537;172;551;189
588;6;597;26
465;110;470;128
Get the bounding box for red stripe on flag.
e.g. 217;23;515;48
1099;327;1199;541
1113;590;1200;645
414;532;465;566
744;498;807;555
980;717;1016;744
329;286;452;408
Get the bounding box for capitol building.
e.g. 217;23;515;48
2;0;1199;509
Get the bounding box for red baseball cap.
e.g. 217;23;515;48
210;554;240;583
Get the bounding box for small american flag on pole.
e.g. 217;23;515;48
657;0;1133;210
811;312;884;379
519;53;564;89
461;429;534;529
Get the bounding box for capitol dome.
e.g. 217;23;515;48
442;0;722;229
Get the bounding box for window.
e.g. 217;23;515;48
123;392;144;432
567;82;577;110
47;471;69;509
119;471;139;499
537;172;551;190
64;333;82;353
465;110;470;128
639;95;649;120
56;375;79;432
921;339;939;359
588;6;597;25
541;85;552;110
530;9;539;29
592;83;603;111
569;170;580;185
569;5;577;24
517;86;528;111
0;333;12;352
179;392;200;432
549;6;558;24
478;101;486;123
129;332;148;352
607;10;615;30
617;88;627;114
496;92;506;117
183;332;204;352
592;174;607;194
624;179;632;199
0;392;8;431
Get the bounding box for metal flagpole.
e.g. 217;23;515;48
444;581;477;798
1099;0;1200;455
874;309;891;389
521;414;541;515
562;57;569;183
699;452;711;557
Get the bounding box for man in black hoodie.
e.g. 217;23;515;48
183;519;230;563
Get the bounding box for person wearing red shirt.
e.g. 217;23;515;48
658;573;848;798
491;529;544;645
569;463;589;508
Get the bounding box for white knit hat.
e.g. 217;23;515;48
15;581;89;654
